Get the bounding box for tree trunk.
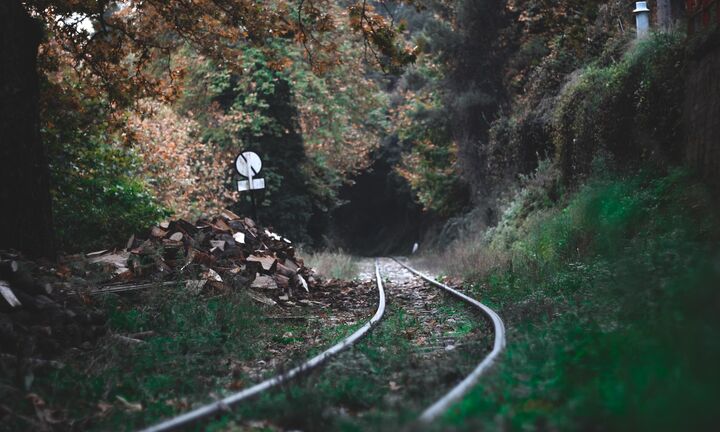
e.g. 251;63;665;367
0;1;55;258
657;0;672;31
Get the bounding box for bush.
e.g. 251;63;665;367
554;33;686;183
42;79;169;252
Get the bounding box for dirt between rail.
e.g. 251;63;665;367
224;258;492;432
237;278;379;382
357;258;490;405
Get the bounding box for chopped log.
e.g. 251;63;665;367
211;218;232;233
246;290;277;306
220;209;241;221
159;221;170;229
0;281;21;308
283;259;299;273
151;227;167;238
172;219;199;235
125;234;136;251
247;255;277;272
233;232;246;244
92;281;178;295
168;232;184;242
275;262;296;278
251;275;278;290
210;240;225;252
296;274;309;293
274;274;290;289
184;280;207;294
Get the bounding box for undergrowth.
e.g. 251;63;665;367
212;299;483;431
0;287;316;431
304;250;359;280
439;167;720;431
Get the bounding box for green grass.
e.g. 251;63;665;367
438;168;720;431
0;286;320;431
210;297;485;431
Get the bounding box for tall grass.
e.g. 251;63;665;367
439;168;720;431
304;250;359;280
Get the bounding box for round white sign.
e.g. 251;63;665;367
235;151;262;177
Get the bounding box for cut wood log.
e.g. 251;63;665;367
210;240;226;252
246;290;277;306
151;227;167;238
247;255;277;272
274;274;290;289
233;232;246;244
275;262;296;278
92;281;178;295
168;232;184;242
296;274;309;293
125;234;136;251
211;219;232;233
0;281;21;308
251;275;278;290
184;280;207;294
220;209;241;221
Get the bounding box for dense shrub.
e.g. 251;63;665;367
42;79;169;253
554;33;686;182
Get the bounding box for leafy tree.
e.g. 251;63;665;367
0;0;413;257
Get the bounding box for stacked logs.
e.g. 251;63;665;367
97;210;316;302
0;253;106;359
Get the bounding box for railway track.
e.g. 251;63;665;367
140;258;505;431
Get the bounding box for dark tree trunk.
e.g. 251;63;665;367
0;1;55;258
657;0;672;30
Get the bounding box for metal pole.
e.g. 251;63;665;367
246;161;258;222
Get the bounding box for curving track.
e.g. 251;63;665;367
139;260;387;432
391;257;506;422
138;257;505;431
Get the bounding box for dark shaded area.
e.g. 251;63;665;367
330;139;431;256
229;78;321;245
0;1;55;258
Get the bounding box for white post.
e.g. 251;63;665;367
634;1;651;39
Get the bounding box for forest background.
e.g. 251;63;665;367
3;0;717;258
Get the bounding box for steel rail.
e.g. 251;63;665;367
391;257;506;423
138;259;387;432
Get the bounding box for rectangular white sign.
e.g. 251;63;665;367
237;178;265;192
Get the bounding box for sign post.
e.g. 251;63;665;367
235;151;265;221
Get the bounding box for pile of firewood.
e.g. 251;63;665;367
0;254;106;358
94;210;317;302
0;210;313;359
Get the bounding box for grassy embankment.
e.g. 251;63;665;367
439;167;720;431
